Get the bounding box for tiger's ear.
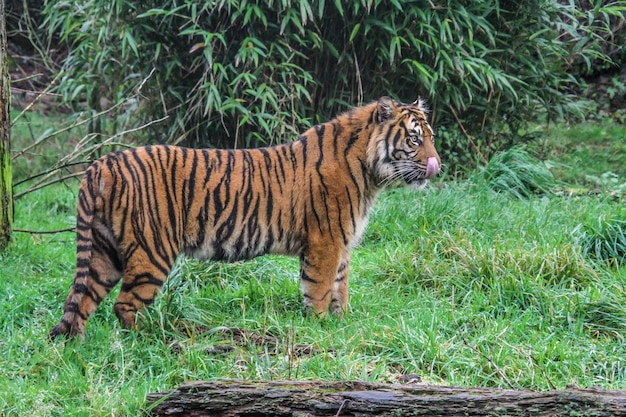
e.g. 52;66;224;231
412;97;428;112
376;96;395;123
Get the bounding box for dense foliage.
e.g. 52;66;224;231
40;0;626;167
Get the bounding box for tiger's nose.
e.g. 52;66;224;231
424;157;440;179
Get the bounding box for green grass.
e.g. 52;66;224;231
532;121;626;195
1;121;626;415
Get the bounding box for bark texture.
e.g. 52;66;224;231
147;379;626;417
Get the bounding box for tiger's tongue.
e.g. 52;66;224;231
424;157;440;179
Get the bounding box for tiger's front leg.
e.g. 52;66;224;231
299;242;344;315
331;253;351;314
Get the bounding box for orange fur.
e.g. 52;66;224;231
49;97;441;339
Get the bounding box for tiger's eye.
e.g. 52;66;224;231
409;136;422;146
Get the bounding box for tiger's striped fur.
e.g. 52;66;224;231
49;96;440;339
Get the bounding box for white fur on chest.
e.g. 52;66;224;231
349;215;370;249
348;194;379;249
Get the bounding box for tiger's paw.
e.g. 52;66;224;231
113;303;137;329
48;319;85;340
330;299;348;315
302;301;346;317
302;302;329;318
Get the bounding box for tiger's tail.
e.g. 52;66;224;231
49;167;98;339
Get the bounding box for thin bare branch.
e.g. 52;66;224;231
13;68;161;162
448;105;488;164
13;227;75;234
11;70;63;125
107;114;169;142
14;115;167;199
14;171;85;200
352;47;363;106
13;161;88;187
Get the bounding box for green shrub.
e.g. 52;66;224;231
41;0;625;163
575;216;626;264
576;299;626;338
475;147;557;199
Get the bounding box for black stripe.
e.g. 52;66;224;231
215;190;239;242
65;302;89;320
299;137;307;171
307;289;332;301
345;185;357;234
113;302;137;312
274;147;287;186
194;193;210;249
76;244;91;253
331;122;340;156
335;197;348;245
159;147;180;248
120;273;164;292
308;184;323;234
184;149;198;218
76;219;91;231
300;270;318;283
76;257;90;269
265;184;273;225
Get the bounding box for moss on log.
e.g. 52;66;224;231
0;0;12;251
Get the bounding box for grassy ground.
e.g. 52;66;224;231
1;119;625;416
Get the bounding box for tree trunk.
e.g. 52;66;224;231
147;380;626;417
0;0;12;251
0;4;12;250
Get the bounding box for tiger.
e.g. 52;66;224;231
49;96;441;339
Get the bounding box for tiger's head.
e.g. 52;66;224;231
368;96;441;190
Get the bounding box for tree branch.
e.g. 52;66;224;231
448;105;488;164
13;227;75;234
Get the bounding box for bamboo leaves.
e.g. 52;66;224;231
41;0;626;159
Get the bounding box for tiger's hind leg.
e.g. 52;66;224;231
113;250;175;329
49;225;123;339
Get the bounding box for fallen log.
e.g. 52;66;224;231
147;379;626;416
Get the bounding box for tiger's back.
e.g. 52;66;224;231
50;97;441;339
